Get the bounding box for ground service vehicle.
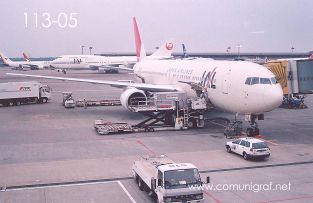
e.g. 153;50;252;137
226;137;270;160
132;155;208;203
0;81;51;106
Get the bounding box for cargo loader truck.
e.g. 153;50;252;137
132;155;209;203
0;81;51;106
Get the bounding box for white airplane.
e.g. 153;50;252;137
0;51;50;70
49;38;175;74
6;17;284;136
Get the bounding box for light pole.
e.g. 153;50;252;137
291;46;295;53
80;45;85;55
237;44;242;58
89;47;93;55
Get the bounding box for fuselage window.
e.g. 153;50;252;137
251;77;260;85
260;78;271;84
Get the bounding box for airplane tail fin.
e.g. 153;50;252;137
23;52;30;62
133;17;146;62
150;38;175;59
0;50;12;65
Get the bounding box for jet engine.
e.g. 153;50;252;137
120;88;147;111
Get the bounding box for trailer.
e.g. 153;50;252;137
264;59;313;108
0;81;51;107
62;92;121;108
94;120;133;135
75;99;121;107
132;155;208;203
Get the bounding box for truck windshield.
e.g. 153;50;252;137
164;168;201;189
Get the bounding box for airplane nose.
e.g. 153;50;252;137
263;85;284;111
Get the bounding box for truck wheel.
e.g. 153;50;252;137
9;101;14;107
42;98;47;103
16;101;21;106
187;118;196;128
138;177;145;191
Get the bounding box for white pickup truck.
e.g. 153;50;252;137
132;155;209;203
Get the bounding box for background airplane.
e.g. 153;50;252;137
0;51;50;70
49;38;175;74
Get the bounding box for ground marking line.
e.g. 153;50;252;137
117;181;137;203
3;180;118;191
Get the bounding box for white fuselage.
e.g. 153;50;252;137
134;60;283;114
5;60;50;69
50;55;172;70
50;55;137;70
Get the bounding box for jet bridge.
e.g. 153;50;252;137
264;59;313;108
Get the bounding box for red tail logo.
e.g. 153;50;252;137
166;42;173;50
23;53;30;61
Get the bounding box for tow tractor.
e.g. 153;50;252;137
94;92;208;135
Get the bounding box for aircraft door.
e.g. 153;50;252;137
222;70;231;94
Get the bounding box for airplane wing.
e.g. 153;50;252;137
90;64;134;72
6;73;178;92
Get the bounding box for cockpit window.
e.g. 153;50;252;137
270;77;278;84
245;77;276;85
251;77;260;85
245;78;252;85
260;78;271;84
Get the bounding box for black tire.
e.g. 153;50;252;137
226;145;231;153
246;128;254;137
243;152;248;160
16;101;21;106
254;128;260;136
8;101;14;107
187;118;196;128
42;98;47;103
138;177;145;191
155;196;160;203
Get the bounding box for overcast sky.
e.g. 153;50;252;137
0;0;313;57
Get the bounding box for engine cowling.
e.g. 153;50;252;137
120;88;147;111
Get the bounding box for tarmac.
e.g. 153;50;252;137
0;68;312;203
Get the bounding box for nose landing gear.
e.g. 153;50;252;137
246;114;262;137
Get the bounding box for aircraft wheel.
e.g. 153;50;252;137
246;128;254;137
254;128;260;136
